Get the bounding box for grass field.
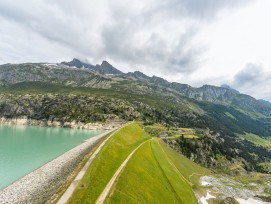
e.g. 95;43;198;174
144;124;199;139
105;138;197;203
158;139;209;187
67;123;208;203
237;132;271;147
67;123;150;203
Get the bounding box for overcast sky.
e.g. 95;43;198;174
0;0;271;100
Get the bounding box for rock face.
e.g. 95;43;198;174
98;60;123;75
1;59;271;117
126;71;168;85
61;58;94;69
259;99;271;108
0;117;122;130
126;71;151;81
61;58;123;75
0;63;113;88
200;175;267;202
0;94;138;125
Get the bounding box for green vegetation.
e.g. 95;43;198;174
67;123;150;203
2;84;270;171
225;112;236;120
237;133;271;147
1;73;271;172
67;123;207;203
150;139;197;202
257;162;271;173
158;139;209;186
1;62;271;202
144;124;199;139
234;107;269;119
49;134;111;203
105;138;197;203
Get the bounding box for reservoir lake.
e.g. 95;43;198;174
0;125;105;189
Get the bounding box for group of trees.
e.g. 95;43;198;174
164;129;270;172
1;90;270;173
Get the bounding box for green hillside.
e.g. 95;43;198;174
67;123;206;203
67;123;150;203
237;132;271;147
1;82;270;172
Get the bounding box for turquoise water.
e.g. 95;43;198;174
0;125;105;190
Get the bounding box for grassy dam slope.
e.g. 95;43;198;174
67;123;207;203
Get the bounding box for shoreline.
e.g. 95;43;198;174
0;130;114;203
0;117;124;130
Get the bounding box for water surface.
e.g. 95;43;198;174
0;125;105;189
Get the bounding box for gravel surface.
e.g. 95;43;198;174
200;175;267;202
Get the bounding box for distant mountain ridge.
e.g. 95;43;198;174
1;58;271;117
62;59;271;116
1;58;271;173
61;58;123;75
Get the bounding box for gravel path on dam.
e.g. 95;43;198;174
0;130;112;204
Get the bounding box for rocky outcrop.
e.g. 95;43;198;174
0;94;139;124
0;63;113;88
61;58;95;69
1;60;271;117
200;175;268;202
0;117;122;130
98;60;123;75
61;58;123;75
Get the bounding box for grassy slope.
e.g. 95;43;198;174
158;139;209;187
105;138;197;204
237;132;271;147
144;124;199;139
67;123;150;203
258;162;271;173
68;123;206;203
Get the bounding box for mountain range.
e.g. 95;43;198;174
1;58;270;117
0;58;270;172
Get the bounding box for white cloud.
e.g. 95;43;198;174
229;63;271;100
1;0;271;100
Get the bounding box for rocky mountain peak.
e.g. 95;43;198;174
61;58;93;69
101;60;110;67
98;60;123;75
61;59;122;75
1;60;271;117
71;58;81;63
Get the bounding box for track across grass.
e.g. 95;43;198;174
68;123;207;203
67;123;150;203
104;138;198;204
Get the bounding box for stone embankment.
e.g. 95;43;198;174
0;117;123;130
0;130;112;203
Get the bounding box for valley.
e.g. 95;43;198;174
58;123;271;203
2;1;271;203
0;60;271;203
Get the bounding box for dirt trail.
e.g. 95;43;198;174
95;140;149;204
57;123;131;204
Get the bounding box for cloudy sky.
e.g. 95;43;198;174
0;0;271;100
